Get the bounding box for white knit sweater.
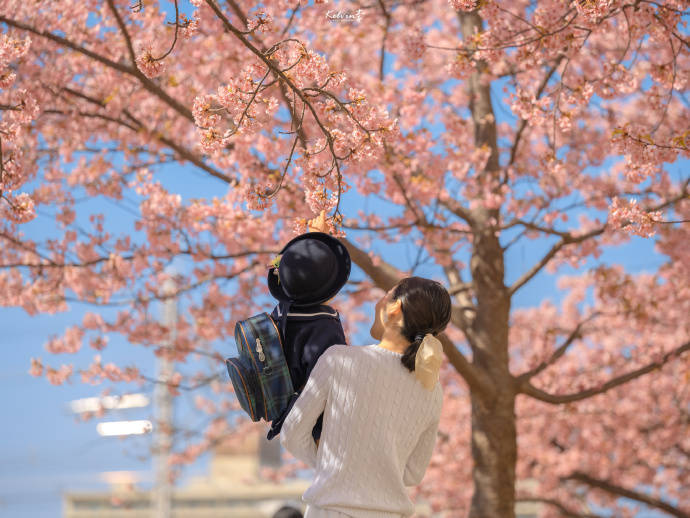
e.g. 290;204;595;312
280;343;443;518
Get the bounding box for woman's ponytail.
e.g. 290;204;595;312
401;332;426;372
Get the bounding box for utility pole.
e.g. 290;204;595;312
152;277;176;518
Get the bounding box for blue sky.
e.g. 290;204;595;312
1;1;687;517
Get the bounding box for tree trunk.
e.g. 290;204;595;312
458;9;517;518
469;388;517;517
468;219;516;518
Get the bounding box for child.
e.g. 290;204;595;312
265;211;351;443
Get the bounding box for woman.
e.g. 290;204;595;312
280;275;452;518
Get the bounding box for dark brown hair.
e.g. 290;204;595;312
390;276;452;372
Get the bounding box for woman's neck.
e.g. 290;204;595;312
376;337;410;355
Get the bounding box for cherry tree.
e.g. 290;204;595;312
1;0;689;516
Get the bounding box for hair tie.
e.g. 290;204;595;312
414;333;443;390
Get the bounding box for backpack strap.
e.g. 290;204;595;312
278;300;291;344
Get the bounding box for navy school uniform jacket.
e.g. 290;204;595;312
266;300;347;441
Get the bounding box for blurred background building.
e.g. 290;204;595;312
63;422;308;518
62;422;540;518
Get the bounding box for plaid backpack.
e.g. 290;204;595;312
225;312;295;422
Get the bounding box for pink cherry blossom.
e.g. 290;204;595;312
179;14;198;39
45;364;73;385
246;9;275;34
45;326;83;354
135;42;166;79
192;94;221;128
401;27;426;61
608;196;664;238
29;357;43;377
574;0;613;22
448;0;479;12
168;372;183;396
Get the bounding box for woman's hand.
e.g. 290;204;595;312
307;210;330;233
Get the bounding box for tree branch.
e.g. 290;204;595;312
376;0;391;82
516;496;603;518
105;0;138;65
48;86;236;184
0;16;194;122
443;264;476;334
508;184;690;296
201;0;351;214
508;55;564;168
563;471;690;518
514;312;602;382
517;340;690;404
508;227;603;297
439;195;476;227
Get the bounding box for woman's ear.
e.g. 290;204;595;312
386;299;403;321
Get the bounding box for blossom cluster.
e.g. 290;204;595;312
246;9;275;33
45;326;84;354
0;34;31;89
573;0;614;23
607;196;663;237
179;14;199;39
610;124;681;184
135;42;166;79
448;0;480;11
509;88;552;127
3;191;35;222
1;79;40;222
401;27;426;61
29;358;74;386
445;52;475;80
192;64;282;152
80;355;142;385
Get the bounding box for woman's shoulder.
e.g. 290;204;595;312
318;343;369;363
322;343;348;354
315;343;350;365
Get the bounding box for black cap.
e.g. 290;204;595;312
267;231;351;307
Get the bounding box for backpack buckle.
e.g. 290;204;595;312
255;338;266;362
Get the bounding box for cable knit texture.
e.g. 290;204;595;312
280;343;443;518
